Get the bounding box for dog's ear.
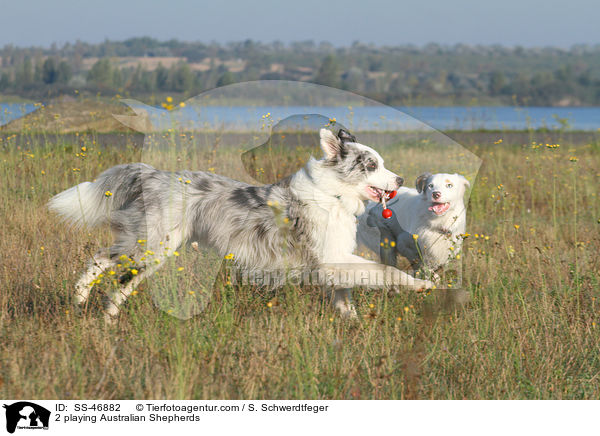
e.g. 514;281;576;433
415;172;432;194
320;128;344;159
455;173;470;191
337;128;356;144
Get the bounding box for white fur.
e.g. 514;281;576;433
47;182;110;228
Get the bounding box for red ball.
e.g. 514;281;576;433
382;208;393;219
387;190;397;199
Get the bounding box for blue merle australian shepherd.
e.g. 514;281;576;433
49;128;433;321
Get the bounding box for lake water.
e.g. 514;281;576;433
1;102;599;131
0;103;37;127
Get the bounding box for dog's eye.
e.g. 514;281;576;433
365;160;377;171
446;183;453;189
427;183;434;190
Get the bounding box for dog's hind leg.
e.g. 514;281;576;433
332;288;357;319
74;250;113;306
103;263;161;323
103;228;186;323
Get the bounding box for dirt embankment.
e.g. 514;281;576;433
0;98;139;133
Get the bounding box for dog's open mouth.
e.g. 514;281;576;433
366;186;396;202
429;202;450;215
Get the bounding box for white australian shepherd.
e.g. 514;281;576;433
49;128;433;321
357;172;469;272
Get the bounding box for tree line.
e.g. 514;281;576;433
1;38;600;105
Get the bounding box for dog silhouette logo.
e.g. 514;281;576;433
2;402;50;433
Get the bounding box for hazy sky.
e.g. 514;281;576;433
1;0;598;48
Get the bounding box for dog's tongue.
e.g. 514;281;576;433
429;202;450;215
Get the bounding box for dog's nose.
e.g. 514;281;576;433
432;191;441;200
395;177;404;188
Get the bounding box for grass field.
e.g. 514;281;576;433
0;129;599;400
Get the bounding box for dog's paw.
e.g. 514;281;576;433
103;311;119;325
422;269;441;283
70;303;84;316
415;279;435;292
73;291;89;306
389;280;433;293
415;280;435;291
340;304;358;319
388;285;401;295
334;300;358;319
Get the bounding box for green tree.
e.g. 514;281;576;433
34;58;43;83
0;72;10;91
42;58;58;84
22;57;34;85
170;62;194;92
112;68;123;88
342;67;365;92
57;61;72;84
127;64;143;92
489;71;506;95
155;63;169;90
314;55;339;88
216;71;235;87
87;58;113;87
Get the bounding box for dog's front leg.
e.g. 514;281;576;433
394;232;443;284
325;254;434;290
379;228;398;267
395;230;420;264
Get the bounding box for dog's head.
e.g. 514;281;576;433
319;128;403;202
416;172;469;216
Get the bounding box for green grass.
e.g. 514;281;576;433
0;130;599;399
0;95;35;104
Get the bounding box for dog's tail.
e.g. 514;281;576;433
48;163;150;229
48;181;108;228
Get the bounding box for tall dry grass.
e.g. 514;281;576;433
0;131;598;399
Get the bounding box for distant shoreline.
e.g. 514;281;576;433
1;131;596;150
3;101;600;132
4;95;600;108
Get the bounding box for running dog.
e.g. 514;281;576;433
49;128;433;321
357;172;469;273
